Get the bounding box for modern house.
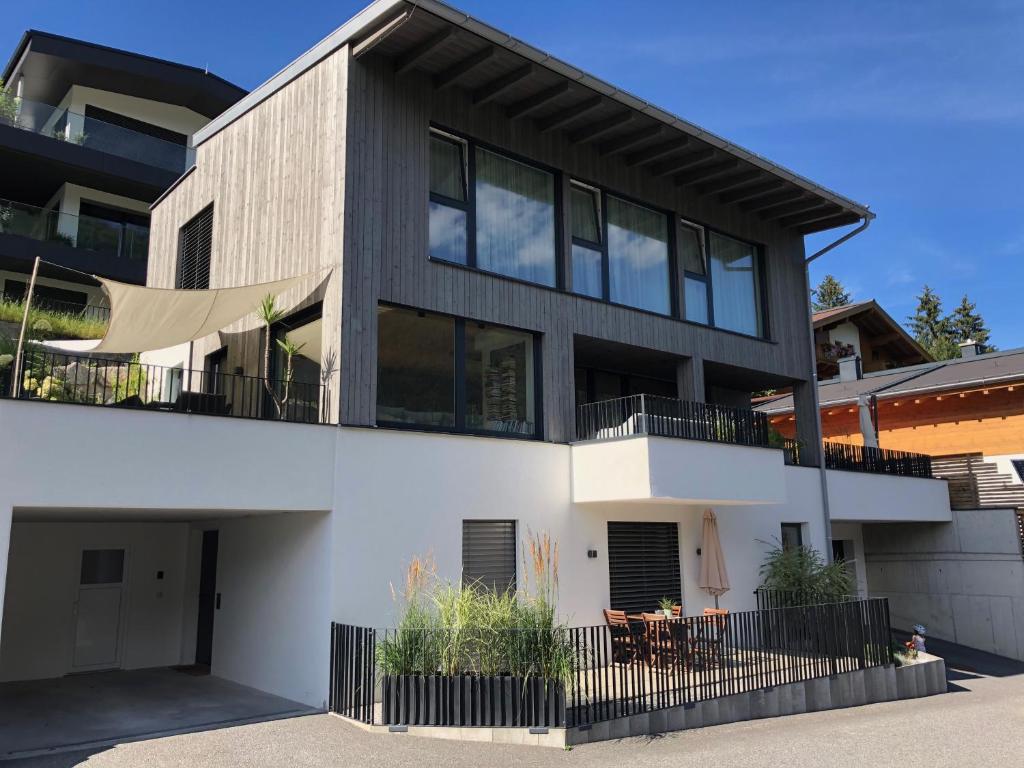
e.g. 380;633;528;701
0;1;953;749
0;31;245;314
760;341;1024;659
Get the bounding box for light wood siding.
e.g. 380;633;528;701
341;53;819;443
147;48;349;422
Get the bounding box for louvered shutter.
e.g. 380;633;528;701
607;521;682;614
462;520;516;593
176;205;213;289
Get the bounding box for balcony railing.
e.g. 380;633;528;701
576;394;770;448
1;97;195;174
823;441;932;479
0;197;149;262
5;350;327;425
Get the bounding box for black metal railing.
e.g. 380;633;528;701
754;588;854;611
576;394;770;448
823;441;932;479
781;438;802;466
328;598;893;729
6;349;327;425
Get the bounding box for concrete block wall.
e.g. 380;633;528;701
863;509;1024;660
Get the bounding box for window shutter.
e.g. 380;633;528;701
462;520;516;593
607;521;681;614
176;205;213;289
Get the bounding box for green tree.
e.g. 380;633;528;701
948;295;994;354
0;79;19;125
811;274;851;311
907;285;958;360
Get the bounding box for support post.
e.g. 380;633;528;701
676;355;705;402
10;256;40;398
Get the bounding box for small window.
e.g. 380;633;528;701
570;182;601;244
462;520;516;593
570;181;604;299
681;220;709;325
780;523;803;550
429;130;469;265
177;205;213;290
80;549;125;585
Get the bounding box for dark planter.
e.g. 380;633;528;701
382;673;566;728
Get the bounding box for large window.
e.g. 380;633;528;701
607;196;671;315
607;521;682;614
462;520;517;593
680;220;766;338
177;205;213;290
428;129;557;287
376;305;539;438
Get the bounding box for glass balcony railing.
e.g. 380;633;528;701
0;97;195;174
0;197;149;261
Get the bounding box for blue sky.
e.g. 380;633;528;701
6;1;1022;347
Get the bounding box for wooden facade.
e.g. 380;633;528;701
148;31;830;454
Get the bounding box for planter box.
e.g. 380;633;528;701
382;674;565;728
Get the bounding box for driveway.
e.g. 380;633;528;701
8;647;1024;768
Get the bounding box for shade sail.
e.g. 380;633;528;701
698;509;730;600
86;270;329;354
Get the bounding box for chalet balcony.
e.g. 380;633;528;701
571;395;786;505
1;350;328;426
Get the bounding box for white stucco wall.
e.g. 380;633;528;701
212;511;331;708
827;469;952;523
831;521;868;597
0;521;190;682
828;321;862;358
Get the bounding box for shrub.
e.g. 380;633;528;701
759;541;854;603
0;298;107;340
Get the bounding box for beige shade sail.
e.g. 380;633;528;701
698;509;731;601
85;269;330;354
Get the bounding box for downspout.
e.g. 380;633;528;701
803;216;873;562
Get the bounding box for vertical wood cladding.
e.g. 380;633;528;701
341;53;817;441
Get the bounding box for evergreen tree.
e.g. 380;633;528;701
948;295;994;354
811;274;851;311
907;285;958;360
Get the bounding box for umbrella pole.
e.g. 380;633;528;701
714;594;719;609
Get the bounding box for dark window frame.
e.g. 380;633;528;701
780;522;804;550
376;302;544;441
429;125;564;290
462;519;517;593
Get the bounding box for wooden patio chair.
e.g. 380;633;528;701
693;608;729;668
671;605;683;618
604;609;643;665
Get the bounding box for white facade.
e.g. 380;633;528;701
0;399;955;707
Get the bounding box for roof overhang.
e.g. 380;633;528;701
3;30;247;119
194;0;872;234
814;300;933;364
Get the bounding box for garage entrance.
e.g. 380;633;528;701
0;508;331;757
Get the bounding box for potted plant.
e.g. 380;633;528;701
658;596;676;618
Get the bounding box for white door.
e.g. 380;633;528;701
73;549;126;669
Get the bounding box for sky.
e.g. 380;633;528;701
5;0;1022;348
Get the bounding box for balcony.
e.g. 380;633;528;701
2;98;195;175
571;395;786;505
0;197;148;283
822;441;932;479
2;349;327;426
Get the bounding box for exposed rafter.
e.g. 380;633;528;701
568;111;634;144
536;95;602;133
597;124;663;156
779;204;843;228
797;212;862;234
759;196;829;221
718;179;785;205
433;46;495;90
505;81;569;119
472;64;533;106
624;138;689;167
353;11;411;59
695;169;761;196
648;148;715;177
393;27;457;74
738;187;805;212
674;159;738;187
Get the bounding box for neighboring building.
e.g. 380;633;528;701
0;31;245;313
0;0;951;726
813;300;931;380
760;338;1024;659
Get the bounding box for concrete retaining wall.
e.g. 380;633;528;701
341;655;946;747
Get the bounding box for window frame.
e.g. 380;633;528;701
176;203;213;290
375;302;544;441
429;125;563;289
780;522;804;550
462;519;518;593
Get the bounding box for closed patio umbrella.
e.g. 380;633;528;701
698;509;730;608
858;394;879;449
